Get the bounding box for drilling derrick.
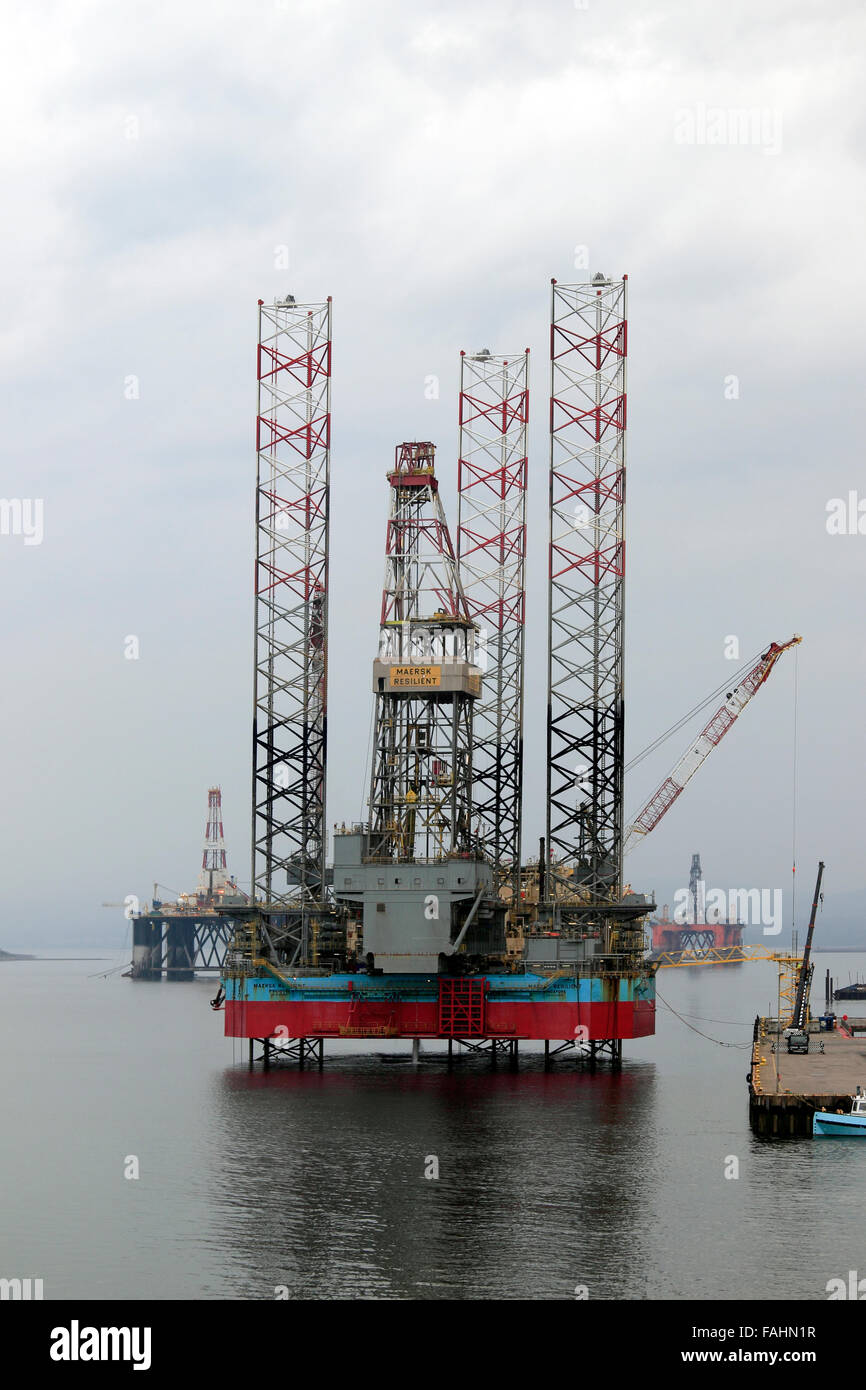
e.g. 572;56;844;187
688;853;704;926
544;274;649;985
335;442;501;976
252;295;332;962
457;350;529;905
368;442;478;863
198;786;230;901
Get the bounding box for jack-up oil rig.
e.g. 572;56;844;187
217;276;658;1065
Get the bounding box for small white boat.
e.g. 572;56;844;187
813;1087;866;1137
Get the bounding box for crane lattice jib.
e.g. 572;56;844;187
626;636;801;847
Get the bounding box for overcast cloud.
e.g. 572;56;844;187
1;0;864;949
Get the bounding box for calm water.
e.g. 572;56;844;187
2;949;865;1301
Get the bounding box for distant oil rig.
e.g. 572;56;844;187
648;854;745;961
130;787;247;980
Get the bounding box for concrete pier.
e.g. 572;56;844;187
749;1016;866;1135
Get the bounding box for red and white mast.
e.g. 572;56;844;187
547;274;628;900
198;786;229;900
252;295;332;946
456;348;529;899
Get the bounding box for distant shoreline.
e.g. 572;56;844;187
813;947;866;954
0;952;109;962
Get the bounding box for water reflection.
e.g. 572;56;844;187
209;1051;659;1299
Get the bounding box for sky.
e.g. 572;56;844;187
1;0;864;949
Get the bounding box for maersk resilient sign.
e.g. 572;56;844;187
389;665;442;687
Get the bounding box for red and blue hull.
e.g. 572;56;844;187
224;970;656;1042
